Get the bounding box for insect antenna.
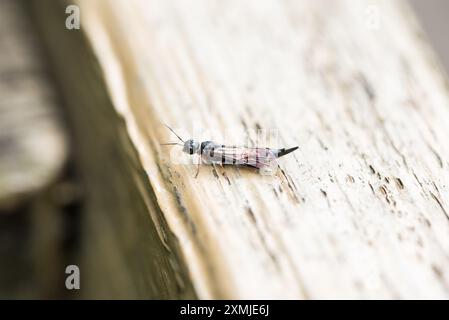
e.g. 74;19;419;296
160;142;183;146
164;124;185;143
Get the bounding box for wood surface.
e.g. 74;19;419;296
34;0;449;299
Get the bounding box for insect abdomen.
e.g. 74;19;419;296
276;146;299;157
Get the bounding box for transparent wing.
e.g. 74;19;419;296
209;146;279;168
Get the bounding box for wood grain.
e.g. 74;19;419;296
46;0;449;298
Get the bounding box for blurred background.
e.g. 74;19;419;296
0;0;448;299
410;0;449;72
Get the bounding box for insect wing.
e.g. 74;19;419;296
213;146;279;168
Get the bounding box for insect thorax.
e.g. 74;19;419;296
200;141;215;154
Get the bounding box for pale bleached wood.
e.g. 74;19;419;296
73;0;449;298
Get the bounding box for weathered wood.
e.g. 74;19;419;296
29;0;197;299
33;0;449;299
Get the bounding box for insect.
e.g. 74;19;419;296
161;125;298;177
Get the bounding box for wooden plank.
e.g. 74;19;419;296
34;0;449;298
29;0;197;299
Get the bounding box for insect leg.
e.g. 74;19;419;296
194;155;201;178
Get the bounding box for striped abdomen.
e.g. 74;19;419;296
199;141;298;168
